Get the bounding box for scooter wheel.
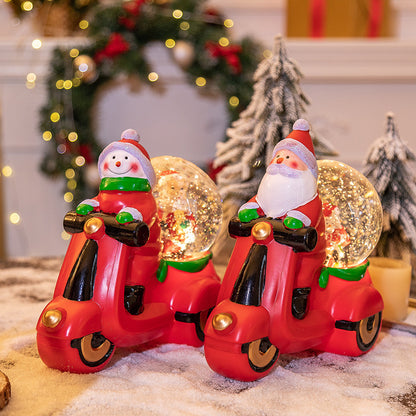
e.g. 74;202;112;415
71;332;115;369
356;312;382;352
242;337;279;373
205;337;279;381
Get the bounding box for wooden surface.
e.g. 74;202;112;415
0;370;11;409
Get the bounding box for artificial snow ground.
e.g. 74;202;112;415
1;258;416;416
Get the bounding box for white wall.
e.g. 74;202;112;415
0;1;415;257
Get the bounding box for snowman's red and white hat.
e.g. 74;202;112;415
98;129;156;187
271;119;318;178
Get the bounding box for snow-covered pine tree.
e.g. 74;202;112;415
363;113;416;263
211;35;336;265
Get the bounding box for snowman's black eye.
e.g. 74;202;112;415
125;156;128;160
112;155;116;159
286;156;290;159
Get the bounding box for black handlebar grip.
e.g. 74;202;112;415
228;216;318;253
63;211;150;247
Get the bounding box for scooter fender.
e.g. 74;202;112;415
205;300;270;354
37;296;102;340
36;296;103;372
329;272;384;322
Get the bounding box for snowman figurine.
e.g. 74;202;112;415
76;129;161;298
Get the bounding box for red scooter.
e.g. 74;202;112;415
204;216;383;382
37;211;220;373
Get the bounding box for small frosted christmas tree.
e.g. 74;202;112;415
363;113;416;277
212;35;336;264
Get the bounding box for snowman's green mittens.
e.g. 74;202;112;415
76;203;94;216
283;216;303;230
238;209;259;223
116;211;134;224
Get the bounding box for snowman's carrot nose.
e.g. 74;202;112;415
116;161;121;167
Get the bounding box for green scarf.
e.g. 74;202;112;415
100;177;151;192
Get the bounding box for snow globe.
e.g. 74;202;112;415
317;159;383;287
151;156;222;281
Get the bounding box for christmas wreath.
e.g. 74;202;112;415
39;0;262;204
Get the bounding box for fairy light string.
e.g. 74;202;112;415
10;0;262;206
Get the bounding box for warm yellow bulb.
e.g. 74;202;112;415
63;80;73;89
42;131;52;141
26;73;36;83
195;77;206;87
79;20;89;30
64;192;74;203
65;168;75;179
9;213;21;225
21;1;33;11
148;72;159;82
179;21;190;31
50;112;60;122
2;166;13;177
75;156;86;167
229;96;239;107
219;37;230;47
224;19;234;28
69;48;80;58
67;179;77;190
32;39;42;49
172;9;183;19
56;80;64;89
68;132;78;142
165;39;176;48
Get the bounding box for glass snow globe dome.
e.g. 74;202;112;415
317;160;383;269
151;156;222;261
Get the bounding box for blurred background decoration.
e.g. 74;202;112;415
4;0;98;36
287;0;392;38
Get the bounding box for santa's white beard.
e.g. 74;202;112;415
256;166;317;218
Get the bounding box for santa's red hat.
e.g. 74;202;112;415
98;129;156;187
272;119;318;178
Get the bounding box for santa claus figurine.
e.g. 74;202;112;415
238;119;326;319
76;129;161;310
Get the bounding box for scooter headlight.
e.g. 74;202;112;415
212;313;234;332
42;309;62;329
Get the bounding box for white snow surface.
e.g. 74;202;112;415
0;258;416;416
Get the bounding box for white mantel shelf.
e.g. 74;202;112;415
0;38;415;84
287;39;416;82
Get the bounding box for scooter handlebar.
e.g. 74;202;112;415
63;211;150;247
228;216;317;253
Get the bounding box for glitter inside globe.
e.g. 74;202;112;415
151;156;222;261
317;160;382;268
